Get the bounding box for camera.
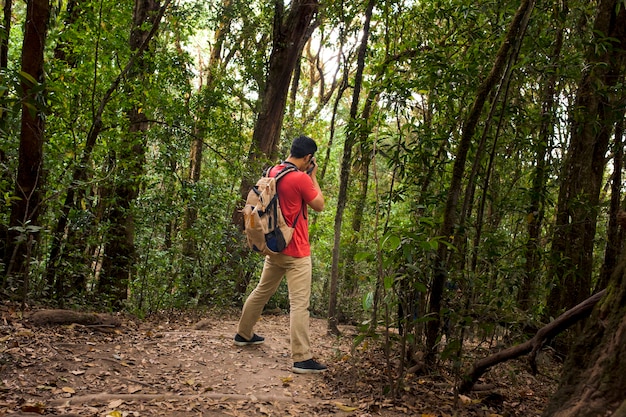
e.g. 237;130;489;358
306;157;316;175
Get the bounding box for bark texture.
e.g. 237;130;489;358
546;0;626;317
544;261;626;416
5;0;50;276
98;0;161;306
239;0;319;203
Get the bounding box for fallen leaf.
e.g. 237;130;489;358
458;394;472;405
334;402;358;412
128;385;142;394
21;403;45;414
108;399;124;408
70;370;85;375
61;386;75;394
106;411;123;417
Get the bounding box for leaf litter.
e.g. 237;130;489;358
1;304;558;416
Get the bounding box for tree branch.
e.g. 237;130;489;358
459;289;606;393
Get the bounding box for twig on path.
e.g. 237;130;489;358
49;392;327;407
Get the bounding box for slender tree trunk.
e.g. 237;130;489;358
97;0;161;308
425;0;536;365
546;0;626;318
519;2;566;309
342;83;380;301
328;0;376;336
0;0;11;69
0;0;13;275
5;0;50;278
597;114;626;290
181;0;232;298
45;0;170;299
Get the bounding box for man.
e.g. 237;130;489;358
234;135;327;374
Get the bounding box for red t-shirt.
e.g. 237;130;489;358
269;163;319;257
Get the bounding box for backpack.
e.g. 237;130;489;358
242;164;300;255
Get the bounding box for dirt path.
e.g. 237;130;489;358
1;308;557;416
1;311;368;416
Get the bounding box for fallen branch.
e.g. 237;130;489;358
49;392;325;407
29;309;121;327
459;289;606;394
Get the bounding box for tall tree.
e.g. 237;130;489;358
546;0;626;318
424;0;536;364
233;0;318;296
327;0;376;335
5;0;50;277
97;0;162;307
597;114;625;290
518;1;566;309
0;0;13;271
241;0;319;188
544;215;626;416
45;0;170;300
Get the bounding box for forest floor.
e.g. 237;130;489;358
0;304;559;417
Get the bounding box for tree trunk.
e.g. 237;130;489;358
519;5;565;307
597;114;625;290
46;0;170;301
0;0;13;277
544;244;626;415
544;4;626;413
5;0;50;277
180;0;232;298
425;0;536;365
0;0;11;69
97;0;161;307
327;0;376;336
238;0;319;202
546;0;626;318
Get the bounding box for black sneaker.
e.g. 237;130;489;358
292;359;327;374
234;333;265;346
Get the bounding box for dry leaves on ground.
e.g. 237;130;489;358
0;304;558;416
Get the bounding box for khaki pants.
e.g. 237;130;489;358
237;254;312;362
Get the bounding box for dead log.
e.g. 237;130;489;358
29;309;121;327
459;289;606;394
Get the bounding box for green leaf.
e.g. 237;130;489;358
384;274;394;290
382;233;401;251
355;251;373;262
18;71;38;86
362;291;374;311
